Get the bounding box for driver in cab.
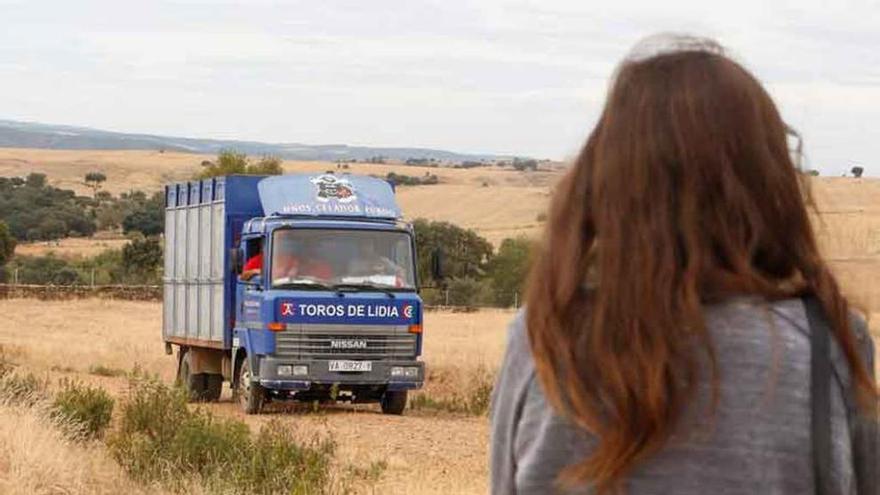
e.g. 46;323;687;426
239;239;333;283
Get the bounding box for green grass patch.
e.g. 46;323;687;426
52;379;114;439
0;371;49;406
88;364;128;377
106;374;353;494
409;372;494;416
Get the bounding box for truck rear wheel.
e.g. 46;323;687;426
380;390;408;415
204;374;223;402
178;351;208;401
235;359;264;414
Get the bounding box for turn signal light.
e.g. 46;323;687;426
408;324;422;334
267;322;285;332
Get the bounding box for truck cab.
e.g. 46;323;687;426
163;173;435;414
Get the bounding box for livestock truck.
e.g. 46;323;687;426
162;173;439;414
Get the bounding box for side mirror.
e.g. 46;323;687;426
231;247;243;274
430;248;445;281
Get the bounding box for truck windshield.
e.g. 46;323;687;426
270;229;416;290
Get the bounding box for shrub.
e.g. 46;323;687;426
52;379;114;439
88;364;127;377
445;277;493;308
0;345;13;379
409;369;495;416
0;371;48;405
107;375;340;493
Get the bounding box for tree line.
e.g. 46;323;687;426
0;151;535;305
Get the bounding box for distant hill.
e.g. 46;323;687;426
0;119;512;162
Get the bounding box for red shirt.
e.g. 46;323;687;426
243;253;263;272
243;252;333;280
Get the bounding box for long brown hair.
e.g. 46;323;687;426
526;36;877;493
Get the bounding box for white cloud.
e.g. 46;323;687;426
0;0;877;173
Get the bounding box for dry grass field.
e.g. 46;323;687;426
2;148;880;493
0;148;556;247
15;236;130;259
0;299;512;494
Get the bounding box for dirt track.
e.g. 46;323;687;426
207;399;489;494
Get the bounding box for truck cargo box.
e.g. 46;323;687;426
163;175;263;348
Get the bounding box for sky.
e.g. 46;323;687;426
0;0;878;175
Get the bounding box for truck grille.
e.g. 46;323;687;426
275;326;417;360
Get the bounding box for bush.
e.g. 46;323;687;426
409;370;494;416
52;379;114;439
0;173;97;240
107;375;339;493
89;364;127;377
197;150;284;179
445;277;493;308
121;235;162;284
0;371;48;405
384;172;439;187
0;345;13;379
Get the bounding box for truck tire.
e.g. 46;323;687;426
204;374;223;402
235;359;264;414
178;351;208;401
380;390;408;415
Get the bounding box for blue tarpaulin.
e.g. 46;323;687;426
257;174;402;219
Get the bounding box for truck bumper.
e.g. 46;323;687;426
256;356;424;392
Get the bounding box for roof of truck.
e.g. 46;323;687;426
257;173;401;220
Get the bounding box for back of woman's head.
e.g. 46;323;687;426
525;33;877;493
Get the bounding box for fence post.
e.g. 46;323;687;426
445;289;449;306
514;291;518;309
13;268;19;286
90;269;96;288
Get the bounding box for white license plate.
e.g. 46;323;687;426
329;360;372;372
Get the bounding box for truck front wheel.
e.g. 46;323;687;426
235;359;264;414
380;390;408;415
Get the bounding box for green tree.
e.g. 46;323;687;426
488;236;533;306
0;221;15;282
248;155;284;175
446;277;492;307
25;173;47;188
196;150;284;179
122;191;165;237
0;174;97;240
84;172;107;199
0;221;15;266
413;219;493;285
122;236;163;283
7;255;80;285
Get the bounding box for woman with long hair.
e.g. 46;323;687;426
490;34;877;494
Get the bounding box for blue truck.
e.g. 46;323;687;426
162;173;439;414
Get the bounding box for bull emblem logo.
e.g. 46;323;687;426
281;302;295;316
311;174;357;203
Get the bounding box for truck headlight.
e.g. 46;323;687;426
293;365;309;376
277;365;293;376
404;367;420;378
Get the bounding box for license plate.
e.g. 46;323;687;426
329;360;372;372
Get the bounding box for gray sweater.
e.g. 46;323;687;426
490;298;875;494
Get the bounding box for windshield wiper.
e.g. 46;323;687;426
273;280;335;291
333;283;397;298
